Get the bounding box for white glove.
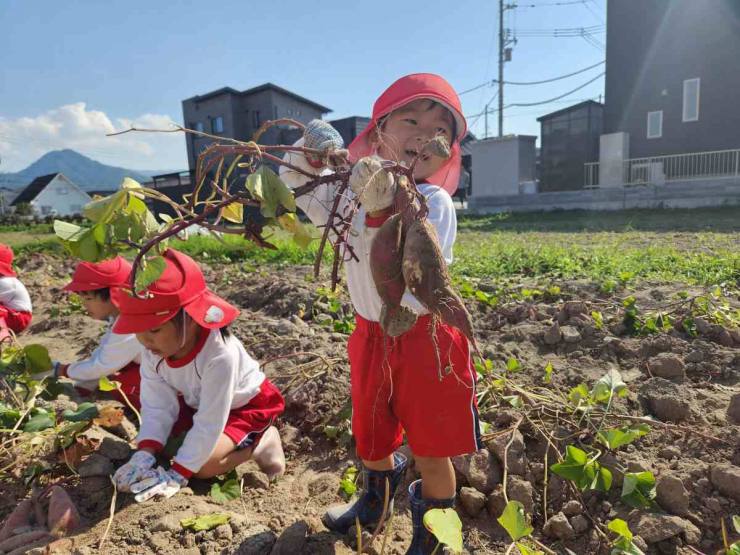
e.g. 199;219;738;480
130;466;188;503
113;450;156;492
350;156;397;213
303;120;345;167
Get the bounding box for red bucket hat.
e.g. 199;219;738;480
111;249;239;334
0;244;17;277
348;73;468;195
63;256;132;292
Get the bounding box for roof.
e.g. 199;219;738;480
185;83;332;114
12;173;59;205
537;100;604;122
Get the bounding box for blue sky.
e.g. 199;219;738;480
0;0;605;172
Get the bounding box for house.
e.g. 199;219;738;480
328;116;371;148
592;0;740;188
182;83;332;170
537;100;604;191
11;173;91;216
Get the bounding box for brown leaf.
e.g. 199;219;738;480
92;406;124;428
57;437;98;469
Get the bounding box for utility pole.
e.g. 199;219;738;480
498;2;517;137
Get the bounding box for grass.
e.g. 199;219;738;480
0;207;737;286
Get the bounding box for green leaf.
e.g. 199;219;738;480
592;368;627;403
607;519;632;541
23;411;55;432
568;383;590;406
506;357;521;372
221;202;243;224
210;478;241;503
339;465;358;496
0;403;21;428
423;508;463;553
83;190;127;224
733;515;740;534
77;229;102;261
621;471;657;509
135;256;167;291
497;500;533;542
550;445;612;492
728;542;740;555
503;395;523;409
515;543;544;555
180;513;231;532
99;375;120;392
591;310;604;330
61;402;99;422
596;424;650;450
23;344;52;374
57;420;89;448
53;219;86;241
543;361;554;384
246;166;296;218
277;213;314;249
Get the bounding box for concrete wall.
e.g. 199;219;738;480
470;136;537;197
32;175;91;216
605;0;740;158
467;177;740;213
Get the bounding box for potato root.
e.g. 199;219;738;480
46;486;80;537
0;499;34;542
0;530;51;553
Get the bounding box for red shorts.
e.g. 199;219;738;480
0;307;32;334
222;379;285;450
349;314;482;461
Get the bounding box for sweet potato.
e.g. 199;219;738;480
0;530;51;553
401;219;476;346
370;213;417;336
46;486;80;537
0;499;34;542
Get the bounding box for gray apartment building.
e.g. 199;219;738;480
182;83;332;170
604;0;740;158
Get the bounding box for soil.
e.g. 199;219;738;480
0;254;738;554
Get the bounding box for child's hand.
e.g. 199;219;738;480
303;120;347;168
130;466;188;503
350;156;396;213
113;450;156;492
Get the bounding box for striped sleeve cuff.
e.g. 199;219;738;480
137;439;164;452
171;461;195;479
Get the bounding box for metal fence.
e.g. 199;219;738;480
584;148;740;188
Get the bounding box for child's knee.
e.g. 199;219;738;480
414;455;451;473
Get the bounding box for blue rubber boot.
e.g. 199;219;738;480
323;452;408;534
406;479;456;555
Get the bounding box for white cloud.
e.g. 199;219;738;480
0;102;188;172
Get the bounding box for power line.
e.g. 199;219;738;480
516;0;590;7
507;72;605;107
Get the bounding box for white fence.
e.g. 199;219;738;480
584;148;740;188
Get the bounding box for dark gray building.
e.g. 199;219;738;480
604;0;740;158
538;100;604;191
329;116;371;148
182;83;332;170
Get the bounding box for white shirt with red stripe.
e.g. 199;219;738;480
136;328;265;477
0;276;32;313
65;317;142;382
280;146;456;322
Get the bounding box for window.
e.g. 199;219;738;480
211;116;224;134
193;122;204;132
683;78;700;122
647;110;663;139
252;110;261;128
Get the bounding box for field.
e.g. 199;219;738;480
0;206;738;555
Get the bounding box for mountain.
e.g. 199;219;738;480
0;150;164;191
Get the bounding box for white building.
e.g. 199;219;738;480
11;173;91;216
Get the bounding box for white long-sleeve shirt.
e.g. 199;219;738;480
280;145;456;322
137;329;265;475
0;276;32;313
66;317;141;382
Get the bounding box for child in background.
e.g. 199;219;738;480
112;249;285;502
280;74;481;554
0;243;32;334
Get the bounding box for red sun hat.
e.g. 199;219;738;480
348;73;468;195
0;244;17;278
111;249;239;334
63;256;133;292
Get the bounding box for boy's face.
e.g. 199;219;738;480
136;317;198;359
79;290;116;321
372;99;456;182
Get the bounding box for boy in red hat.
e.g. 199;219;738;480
281;74;481;553
45;256;143;404
0;243;33;334
112;249;285;502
